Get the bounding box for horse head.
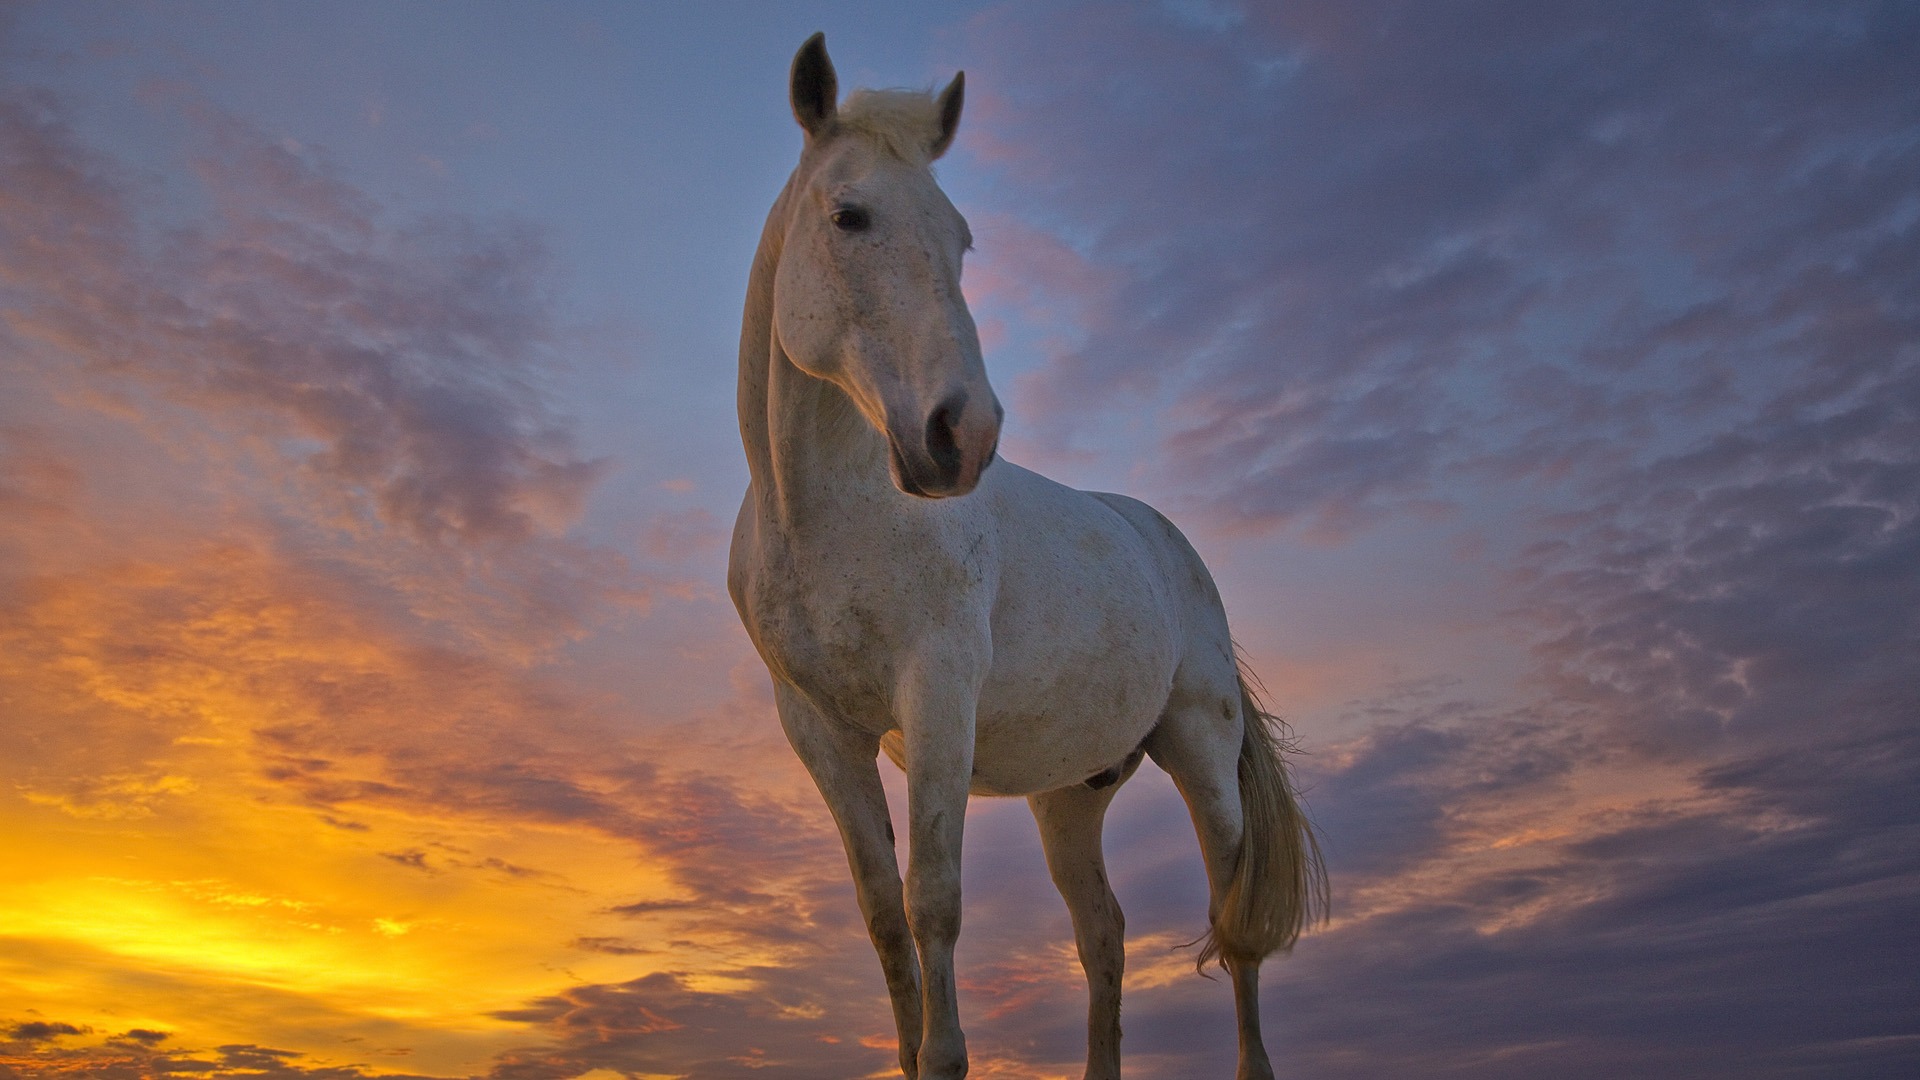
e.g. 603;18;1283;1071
772;33;1001;499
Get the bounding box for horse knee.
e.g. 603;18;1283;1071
868;913;915;964
906;891;961;945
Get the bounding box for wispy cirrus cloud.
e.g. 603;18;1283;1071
2;90;606;551
959;1;1918;539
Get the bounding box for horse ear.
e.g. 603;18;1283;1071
930;70;964;159
791;32;837;137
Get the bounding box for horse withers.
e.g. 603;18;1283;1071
727;33;1326;1080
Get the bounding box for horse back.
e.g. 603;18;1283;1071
1085;490;1232;638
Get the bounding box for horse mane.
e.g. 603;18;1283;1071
838;89;945;164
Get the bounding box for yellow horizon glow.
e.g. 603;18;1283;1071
2;754;702;1076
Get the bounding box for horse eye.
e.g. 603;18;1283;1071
830;206;871;232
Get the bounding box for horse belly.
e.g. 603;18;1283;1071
965;626;1177;797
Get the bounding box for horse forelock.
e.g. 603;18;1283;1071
834;89;946;165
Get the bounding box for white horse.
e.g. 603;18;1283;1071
728;34;1325;1080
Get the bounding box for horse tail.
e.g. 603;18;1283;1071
1197;660;1328;970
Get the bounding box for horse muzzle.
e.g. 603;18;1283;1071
887;390;1001;499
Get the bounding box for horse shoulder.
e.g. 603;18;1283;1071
730;490;997;728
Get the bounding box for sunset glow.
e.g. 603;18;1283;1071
4;2;1916;1078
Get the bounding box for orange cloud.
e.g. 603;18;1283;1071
0;79;897;1079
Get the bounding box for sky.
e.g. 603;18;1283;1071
1;1;1916;1078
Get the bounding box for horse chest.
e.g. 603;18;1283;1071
734;530;968;729
763;596;895;723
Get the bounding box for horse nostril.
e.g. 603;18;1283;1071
926;394;965;477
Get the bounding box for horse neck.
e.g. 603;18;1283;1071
739;175;893;530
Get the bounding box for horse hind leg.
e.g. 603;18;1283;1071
1028;750;1143;1080
1145;667;1326;1080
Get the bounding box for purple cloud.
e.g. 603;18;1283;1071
2;87;606;551
960;0;1918;539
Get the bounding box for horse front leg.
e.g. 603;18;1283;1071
896;654;980;1080
773;683;924;1078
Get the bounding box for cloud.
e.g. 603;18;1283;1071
1224;356;1920;1077
0;1030;446;1080
0;71;675;873
5;6;1916;1079
379;849;435;873
0;70;737;1080
1;90;607;551
5;1021;89;1042
1;80;648;678
116;1029;171;1046
486;971;895;1080
571;936;649;956
958;0;1920;540
1233;384;1919;1076
641;506;726;561
931;4;1920;1076
1252;783;1920;1079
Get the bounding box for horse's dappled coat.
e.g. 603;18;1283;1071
727;33;1325;1080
